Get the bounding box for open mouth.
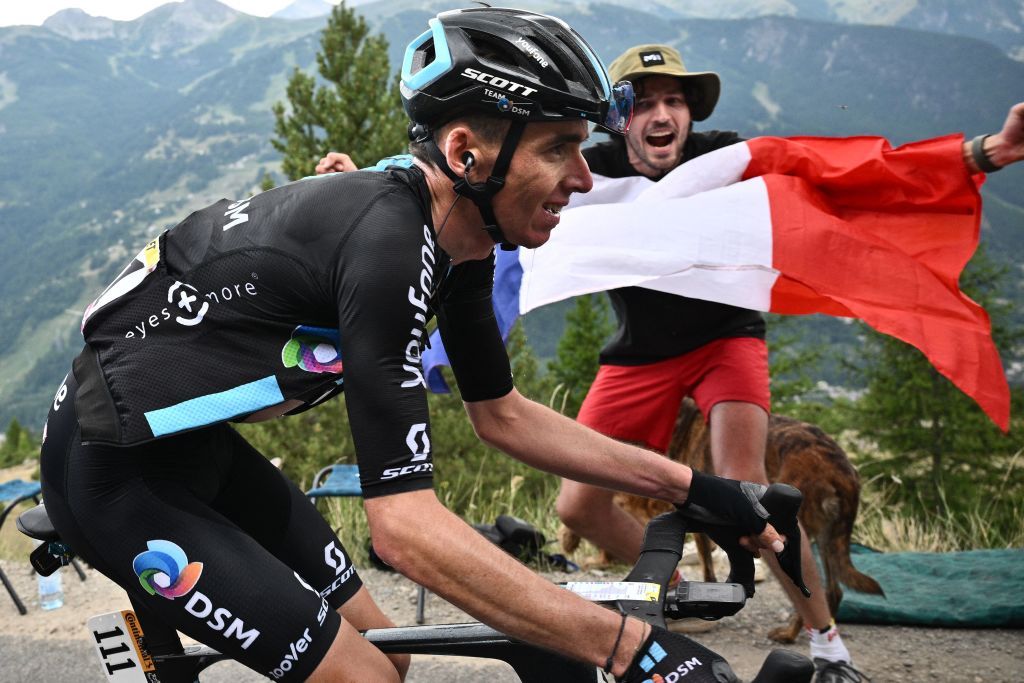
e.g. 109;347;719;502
646;132;675;148
543;204;562;216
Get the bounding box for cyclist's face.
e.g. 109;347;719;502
492;119;593;249
624;75;691;178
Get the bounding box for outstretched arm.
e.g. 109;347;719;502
466;387;690;499
963;102;1024;173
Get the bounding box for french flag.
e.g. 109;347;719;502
423;134;1009;430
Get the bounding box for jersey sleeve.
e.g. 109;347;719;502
329;188;440;498
435;255;514;402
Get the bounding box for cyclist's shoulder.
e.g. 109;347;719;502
283;163;428;218
185;165;431;261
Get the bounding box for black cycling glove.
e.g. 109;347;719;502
678;470;770;536
676;471;771;597
618;624;737;683
678;474;810;598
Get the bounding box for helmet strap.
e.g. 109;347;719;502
424;121;526;251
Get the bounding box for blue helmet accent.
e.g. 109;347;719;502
401;18;453;92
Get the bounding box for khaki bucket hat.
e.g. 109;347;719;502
608;44;720;121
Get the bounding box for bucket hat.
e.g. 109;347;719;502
608;44;720;121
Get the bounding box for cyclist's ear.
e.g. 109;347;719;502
437;121;500;178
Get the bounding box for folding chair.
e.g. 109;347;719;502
306;464;431;623
1;479;85;614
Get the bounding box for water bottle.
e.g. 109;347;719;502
37;566;64;611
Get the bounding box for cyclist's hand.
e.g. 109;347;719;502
618;624;735;682
678;475;810;598
678;470;785;555
316;152;357;174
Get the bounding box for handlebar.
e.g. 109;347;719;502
677;481;810;598
604;482;813;683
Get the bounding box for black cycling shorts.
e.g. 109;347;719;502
40;370;363;682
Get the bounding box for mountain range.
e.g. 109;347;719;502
0;0;1021;430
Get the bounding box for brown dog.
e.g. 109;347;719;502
561;398;883;642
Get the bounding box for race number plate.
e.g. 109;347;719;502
563;581;661;603
86;611;156;682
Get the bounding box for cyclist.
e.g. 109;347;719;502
40;8;788;683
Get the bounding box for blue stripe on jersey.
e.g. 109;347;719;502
144;376;285;437
363;155;415;172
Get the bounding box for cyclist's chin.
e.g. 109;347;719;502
514;224;555;250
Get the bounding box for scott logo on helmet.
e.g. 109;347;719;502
461;68;538;97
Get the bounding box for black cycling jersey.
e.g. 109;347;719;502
583;131;766;365
40;370;356;682
73;165;513;497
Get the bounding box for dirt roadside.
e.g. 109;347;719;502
1;555;1021;682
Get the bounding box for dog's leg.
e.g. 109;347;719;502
768;612;804;643
558;523;581;554
695;533;717;583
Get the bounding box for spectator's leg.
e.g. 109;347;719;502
558;360;686;565
707;401;833;633
556;480;644;564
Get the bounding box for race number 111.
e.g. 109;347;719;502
87;611;154;682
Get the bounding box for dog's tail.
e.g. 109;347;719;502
822;525;885;598
834;548;885;596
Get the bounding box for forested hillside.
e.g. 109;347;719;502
0;0;1021;430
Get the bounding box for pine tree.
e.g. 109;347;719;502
271;2;407;180
505;321;554;403
547;295;614;418
849;246;1024;518
1;418;36;468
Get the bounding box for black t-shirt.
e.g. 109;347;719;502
73;165;513;497
582;131;766;365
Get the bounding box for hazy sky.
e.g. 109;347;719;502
0;1;335;27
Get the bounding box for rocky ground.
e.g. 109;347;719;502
1;555;1022;682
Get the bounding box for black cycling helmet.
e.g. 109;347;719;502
401;7;632;134
400;8;633;249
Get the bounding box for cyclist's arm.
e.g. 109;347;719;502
364;488;649;677
469;387;697;501
436;256;783;552
331;191;443;498
339;235;652;675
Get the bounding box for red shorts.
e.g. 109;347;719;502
576;337;770;452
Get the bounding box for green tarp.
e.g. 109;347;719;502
834;545;1024;627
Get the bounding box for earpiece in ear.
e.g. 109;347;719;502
462;152;475;172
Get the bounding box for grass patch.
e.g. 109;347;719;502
0;461;41;562
854;451;1024;552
